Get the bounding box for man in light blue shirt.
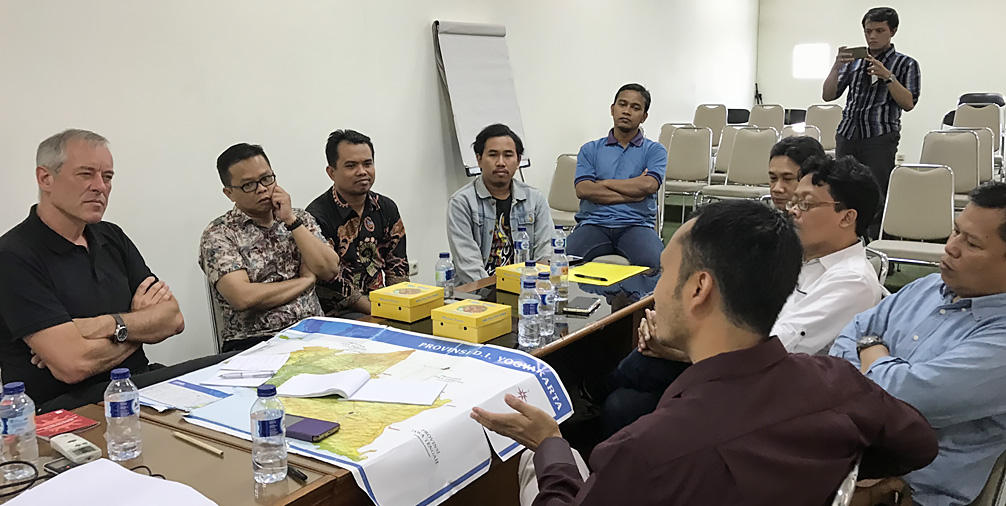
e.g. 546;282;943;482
830;181;1006;505
567;83;667;268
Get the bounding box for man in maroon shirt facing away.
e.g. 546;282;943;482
472;200;937;506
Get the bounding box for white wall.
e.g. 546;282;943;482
0;0;758;365
757;0;1005;164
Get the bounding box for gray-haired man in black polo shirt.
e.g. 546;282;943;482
823;7;920;237
0;129;186;408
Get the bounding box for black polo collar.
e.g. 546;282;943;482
26;205;106;254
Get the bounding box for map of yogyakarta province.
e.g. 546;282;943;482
181;317;573;506
267;346;451;462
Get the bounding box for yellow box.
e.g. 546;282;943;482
496;263;550;293
369;282;444;322
431;300;513;343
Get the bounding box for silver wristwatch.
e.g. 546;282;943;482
111;313;128;343
856;335;886;353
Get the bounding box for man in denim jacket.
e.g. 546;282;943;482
448;124;555;284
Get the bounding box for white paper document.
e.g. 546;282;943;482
8;458;215;505
277;368;446;405
351;377;447;405
220;353;287;372
139;379;229;412
199;371;272;388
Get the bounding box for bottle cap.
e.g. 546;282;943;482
554;248;565;254
2;382;25;395
555;225;563;230
518;226;526;231
525;261;535;267
522;280;536;288
439;252;449;258
538;271;550;279
110;368;130;380
257;384;277;397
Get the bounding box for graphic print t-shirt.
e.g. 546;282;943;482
485;196;514;276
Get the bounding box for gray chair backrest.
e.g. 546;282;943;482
960;93;1006;107
830;459;860;506
864;247;889;285
725;127;778;185
921;130;980;193
954;103;1002;151
693;104;727;147
806;104;843;150
969;449;1006;506
950;127;995;183
205;279;225;354
548;154;579;213
666;126;712;182
881;164;955;240
713;125;746;174
749;104;784;132
782;125;821;141
658;122;693;150
656;178;665;238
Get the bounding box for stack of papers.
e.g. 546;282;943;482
199;353;289;387
139;380;230;413
276;368;447;406
8;458;215;505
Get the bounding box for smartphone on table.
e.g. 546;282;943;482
286;415;340;442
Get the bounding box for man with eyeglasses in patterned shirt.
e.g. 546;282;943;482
199;143;341;352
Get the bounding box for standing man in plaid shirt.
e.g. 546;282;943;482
823;6;920;237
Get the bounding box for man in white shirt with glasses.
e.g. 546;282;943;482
776;154;885;354
594;154;885;437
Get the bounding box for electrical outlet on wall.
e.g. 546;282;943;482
409;260;419;277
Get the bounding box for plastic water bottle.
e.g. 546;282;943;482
0;382;37;480
104;368;142;461
514;226;531;264
521;260;539;285
550;248;570;300
536;272;555;340
552;226;567;251
518;279;540;348
251;384;287;484
435;252;456;299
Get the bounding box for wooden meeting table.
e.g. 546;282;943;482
139;273;656;505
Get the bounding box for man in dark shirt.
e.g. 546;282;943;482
822;7;920;236
487;197;514;272
472;199;937;505
307;130;409;315
0;129;185;406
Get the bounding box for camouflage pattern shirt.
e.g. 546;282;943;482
198;206;325;344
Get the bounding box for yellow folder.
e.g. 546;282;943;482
568;262;650;286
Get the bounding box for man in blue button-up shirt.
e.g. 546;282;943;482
567;83;667;268
831;182;1006;505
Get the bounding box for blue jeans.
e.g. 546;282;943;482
566;224;664;268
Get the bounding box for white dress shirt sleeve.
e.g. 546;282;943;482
772;270;883;355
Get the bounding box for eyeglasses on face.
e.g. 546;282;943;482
785;198;840;212
227;174;276;193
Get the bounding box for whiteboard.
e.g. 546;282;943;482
433;20;530;177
